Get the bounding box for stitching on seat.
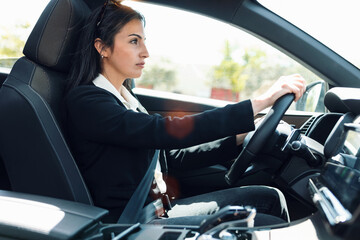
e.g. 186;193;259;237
34;0;59;61
55;0;73;66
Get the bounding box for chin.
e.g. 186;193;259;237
131;72;143;79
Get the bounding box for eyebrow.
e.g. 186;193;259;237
128;34;145;40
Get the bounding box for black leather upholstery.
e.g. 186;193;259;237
24;0;89;72
0;0;92;204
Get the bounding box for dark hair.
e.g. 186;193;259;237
66;3;145;92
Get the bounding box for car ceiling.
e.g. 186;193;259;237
83;0;243;21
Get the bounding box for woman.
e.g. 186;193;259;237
65;0;306;225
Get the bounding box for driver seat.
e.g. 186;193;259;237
0;0;92;204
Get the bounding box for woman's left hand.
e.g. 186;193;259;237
236;117;263;146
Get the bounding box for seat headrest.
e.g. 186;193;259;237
23;0;91;73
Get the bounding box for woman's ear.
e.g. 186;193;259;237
94;38;108;57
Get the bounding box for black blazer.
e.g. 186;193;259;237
65;85;255;220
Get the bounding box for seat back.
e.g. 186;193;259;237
0;0;93;204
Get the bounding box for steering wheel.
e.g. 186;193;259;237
225;93;295;185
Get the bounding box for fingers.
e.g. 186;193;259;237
278;74;306;102
251;74;306;115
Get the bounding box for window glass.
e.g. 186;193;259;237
125;1;324;112
258;0;360;70
0;0;49;69
344;130;360;157
344;116;360;157
2;1;327;113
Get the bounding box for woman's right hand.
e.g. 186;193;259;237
250;74;306;116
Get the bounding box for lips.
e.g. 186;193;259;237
136;62;145;68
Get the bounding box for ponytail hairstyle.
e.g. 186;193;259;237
66;1;145;92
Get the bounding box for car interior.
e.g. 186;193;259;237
0;0;359;239
0;0;93;205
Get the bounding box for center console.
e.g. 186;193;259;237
0;188;348;240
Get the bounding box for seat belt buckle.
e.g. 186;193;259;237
153;199;165;217
161;193;172;211
154;193;172;218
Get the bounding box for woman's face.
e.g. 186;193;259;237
101;19;149;82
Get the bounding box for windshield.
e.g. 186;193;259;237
258;0;360;70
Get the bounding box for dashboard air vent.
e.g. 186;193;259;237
300;115;321;135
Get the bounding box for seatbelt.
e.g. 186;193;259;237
117;149;160;224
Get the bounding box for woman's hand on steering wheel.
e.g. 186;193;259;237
227;74;306;185
251;74;306;116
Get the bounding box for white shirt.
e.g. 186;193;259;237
93;74;167;193
93;74;139;111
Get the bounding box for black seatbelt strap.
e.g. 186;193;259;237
117;149;160;224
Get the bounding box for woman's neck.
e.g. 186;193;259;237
101;71;125;94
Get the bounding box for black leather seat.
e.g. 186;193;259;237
0;0;93;204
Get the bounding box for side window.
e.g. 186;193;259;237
126;1;325;112
0;0;49;70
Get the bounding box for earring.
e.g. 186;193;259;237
101;55;104;59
